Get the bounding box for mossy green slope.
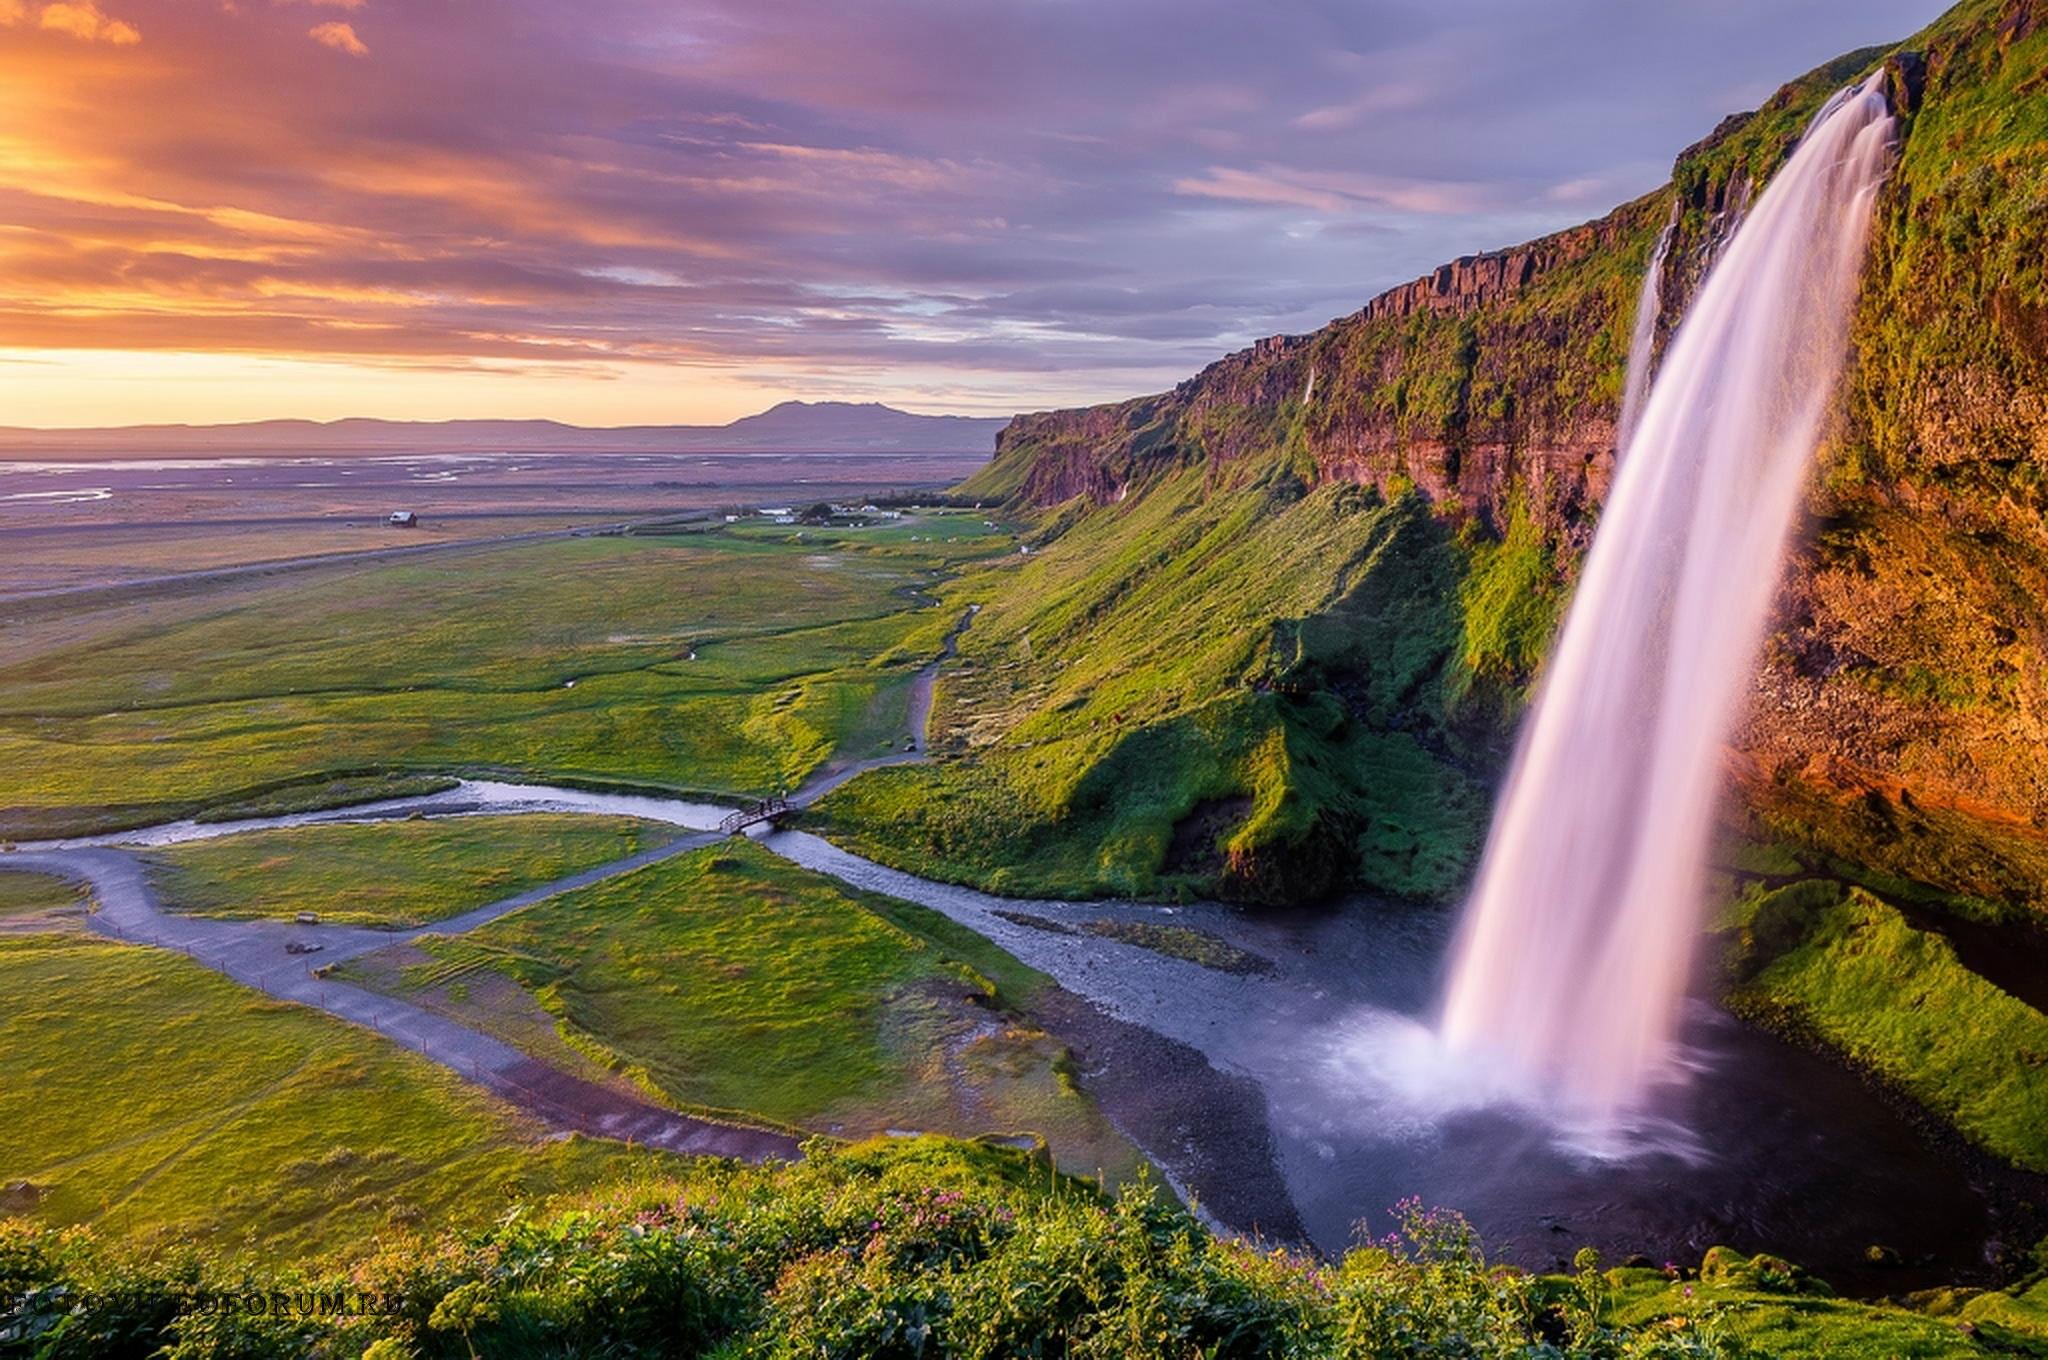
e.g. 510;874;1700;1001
819;478;1492;904
1723;879;2048;1170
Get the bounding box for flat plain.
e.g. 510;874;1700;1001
0;512;1016;838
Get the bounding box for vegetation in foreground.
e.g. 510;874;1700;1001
145;814;682;929
6;1137;2036;1359
343;840;1137;1180
0;929;668;1260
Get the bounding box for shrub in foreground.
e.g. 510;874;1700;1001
0;1137;2027;1358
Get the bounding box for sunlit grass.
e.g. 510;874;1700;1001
352;840;1135;1179
0;525;987;836
0;930;669;1259
145;813;681;928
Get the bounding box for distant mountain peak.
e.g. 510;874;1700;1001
0;401;1011;457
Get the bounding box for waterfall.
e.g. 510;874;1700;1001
1616;206;1677;451
1437;73;1897;1123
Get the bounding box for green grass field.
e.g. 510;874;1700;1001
145;814;681;928
0;929;670;1259
345;840;1136;1180
0;521;1004;837
0;870;86;918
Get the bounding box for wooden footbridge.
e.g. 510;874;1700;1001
717;795;792;836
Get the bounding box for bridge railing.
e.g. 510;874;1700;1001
716;795;791;836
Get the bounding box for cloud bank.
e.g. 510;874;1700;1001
0;0;1946;420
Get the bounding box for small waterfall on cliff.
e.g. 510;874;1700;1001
1435;73;1897;1126
1616;208;1677;451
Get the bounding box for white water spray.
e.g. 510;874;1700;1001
1437;74;1897;1122
1616;207;1677;452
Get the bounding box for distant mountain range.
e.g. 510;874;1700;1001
0;401;1009;457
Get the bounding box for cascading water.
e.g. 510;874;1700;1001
1616;206;1676;451
1436;73;1898;1124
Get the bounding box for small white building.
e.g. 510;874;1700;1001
388;510;418;528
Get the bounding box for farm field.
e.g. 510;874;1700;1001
0;448;989;594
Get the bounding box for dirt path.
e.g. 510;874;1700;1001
788;604;974;804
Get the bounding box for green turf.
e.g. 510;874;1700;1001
0;870;86;918
0;525;991;837
1725;880;2048;1170
0;931;670;1260
144;814;681;928
349;841;1134;1178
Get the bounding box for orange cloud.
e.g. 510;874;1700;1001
36;1;140;43
308;19;365;55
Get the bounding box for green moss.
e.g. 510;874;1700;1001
1960;1276;2048;1345
817;477;1487;905
1727;884;2048;1169
1457;497;1564;686
1077;919;1271;975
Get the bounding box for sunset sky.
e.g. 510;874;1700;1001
0;0;1942;427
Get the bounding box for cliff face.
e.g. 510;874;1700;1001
1738;3;2048;907
958;2;2048;913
